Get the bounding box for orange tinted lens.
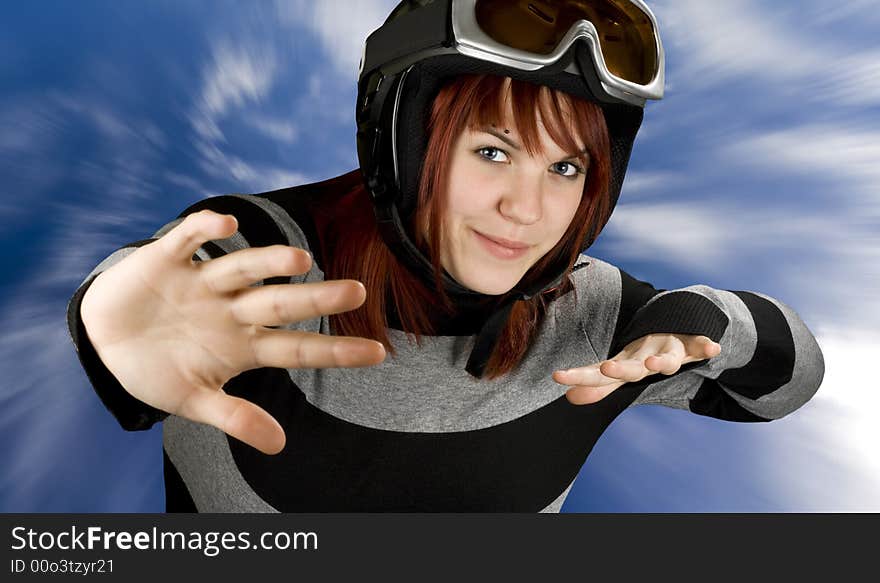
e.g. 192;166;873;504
474;0;657;85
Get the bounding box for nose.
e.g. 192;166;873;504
498;175;543;226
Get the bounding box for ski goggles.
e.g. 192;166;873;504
454;0;664;105
360;0;664;107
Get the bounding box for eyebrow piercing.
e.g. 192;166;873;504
490;124;511;135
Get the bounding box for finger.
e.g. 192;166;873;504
599;358;651;382
249;328;387;369
201;245;313;294
608;335;667;368
159;210;238;264
644;352;681;375
179;388;286;455
682;335;722;362
230;279;368;326
565;382;623;405
552;364;619;387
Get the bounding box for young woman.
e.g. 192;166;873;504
67;0;825;512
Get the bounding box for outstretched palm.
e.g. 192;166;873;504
80;210;386;454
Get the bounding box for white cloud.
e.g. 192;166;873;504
0;215;168;508
602;202;733;273
201;44;276;118
195;140;311;192
191;42;278;143
275;0;395;77
0;100;64;155
620;170;686;196
0;100;67;219
0;289;163;511
799;0;880;26
775;227;880;338
245;114;298;144
756;329;880;510
600;198;880;334
187;40;313;192
0;312;90;508
653;0;819;81
723;124;880;206
814;51;880;108
52;94;167;149
164;172;210;197
0;91;173;221
652;0;880;106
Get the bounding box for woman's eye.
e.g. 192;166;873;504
476;146;509;163
552;161;582;178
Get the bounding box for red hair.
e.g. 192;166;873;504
320;74;611;378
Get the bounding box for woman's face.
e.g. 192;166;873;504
436;105;587;295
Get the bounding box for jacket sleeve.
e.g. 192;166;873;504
66;192;312;431
611;267;826;422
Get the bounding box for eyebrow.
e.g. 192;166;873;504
481;126;589;160
484;126;522;151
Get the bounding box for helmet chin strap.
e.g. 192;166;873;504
464;294;519;377
464;265;568;377
372;194;480;298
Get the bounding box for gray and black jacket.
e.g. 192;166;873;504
66;175;826;512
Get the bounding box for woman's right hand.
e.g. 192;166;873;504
79;209;386;455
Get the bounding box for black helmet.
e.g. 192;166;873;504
354;0;665;377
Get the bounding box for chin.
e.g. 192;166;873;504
453;268;523;296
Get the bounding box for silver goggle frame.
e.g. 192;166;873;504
451;0;665;106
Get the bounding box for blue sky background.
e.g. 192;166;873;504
1;0;877;513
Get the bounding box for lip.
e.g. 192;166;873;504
472;229;531;260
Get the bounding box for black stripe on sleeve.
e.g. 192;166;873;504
611;287;729;356
254;168;421;276
612;268;666;354
179;196;289;285
689;378;771;422
179;195;284;248
713;290;796;400
164;449;198;512
67;239;169;432
259;168;366;272
198;240;226;261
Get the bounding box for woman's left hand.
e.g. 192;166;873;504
553;334;722;405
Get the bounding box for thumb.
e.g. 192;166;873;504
178;388;286;455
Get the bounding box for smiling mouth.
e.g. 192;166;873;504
472;229;532;260
474;230;530;249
